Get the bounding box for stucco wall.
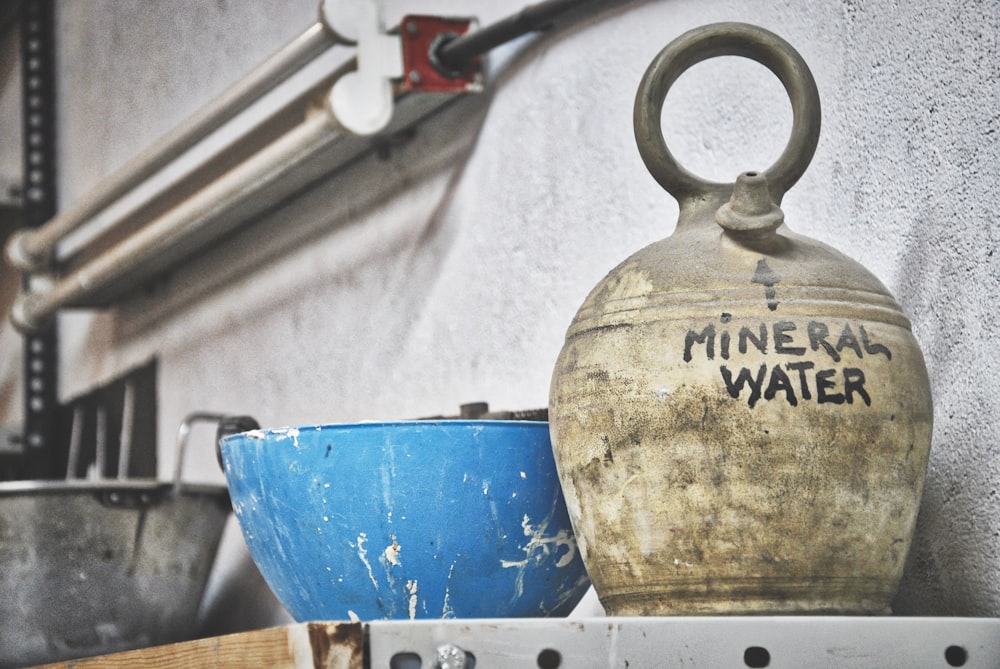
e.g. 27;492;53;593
0;0;997;629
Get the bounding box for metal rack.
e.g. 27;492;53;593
18;0;61;478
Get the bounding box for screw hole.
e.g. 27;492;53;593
744;646;770;668
389;652;422;669
945;645;968;667
537;648;562;669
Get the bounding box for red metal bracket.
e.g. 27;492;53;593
399;15;483;94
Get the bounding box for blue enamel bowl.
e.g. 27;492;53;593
220;421;590;621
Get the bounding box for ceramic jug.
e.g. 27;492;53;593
548;22;933;615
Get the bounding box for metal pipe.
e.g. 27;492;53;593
64;405;83;480
7;21;334;270
117;379;135;480
93;405;106;480
13;109;341;331
10;82;468;332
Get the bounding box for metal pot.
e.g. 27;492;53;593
0;414;237;667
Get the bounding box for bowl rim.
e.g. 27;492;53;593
220;419;551;445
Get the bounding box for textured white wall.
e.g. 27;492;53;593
0;0;996;628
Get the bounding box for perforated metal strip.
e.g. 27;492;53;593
20;0;60;478
367;617;1000;669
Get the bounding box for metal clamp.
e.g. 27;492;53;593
633;22;821;205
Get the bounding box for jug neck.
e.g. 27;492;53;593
676;187;731;231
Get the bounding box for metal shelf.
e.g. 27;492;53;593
368;617;1000;669
29;617;1000;669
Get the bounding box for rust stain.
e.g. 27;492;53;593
308;622;363;669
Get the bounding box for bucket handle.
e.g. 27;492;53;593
172;413;259;490
633;22;821;205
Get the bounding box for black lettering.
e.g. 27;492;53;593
843;368;871;406
738;324;768;355
773;321;806;355
764;364;797;406
816;369;845;404
835;324;864;359
721;364;767;408
785;361;815;400
807;321;840;362
720;330;731;360
684;325;715;362
860;325;892;360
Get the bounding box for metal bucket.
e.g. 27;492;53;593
0;413;238;668
0;481;230;667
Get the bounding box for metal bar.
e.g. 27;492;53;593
93;405;106;479
9;21;335;269
116;379;135;479
18;0;60;479
64;405;83;480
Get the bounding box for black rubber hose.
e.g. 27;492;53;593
433;0;604;74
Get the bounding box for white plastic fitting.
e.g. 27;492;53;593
321;0;404;135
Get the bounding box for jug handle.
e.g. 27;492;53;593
633;22;821;206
